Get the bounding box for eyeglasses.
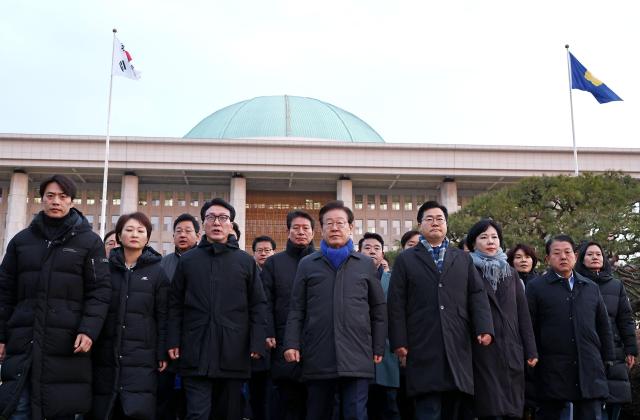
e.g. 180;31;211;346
255;248;273;254
422;216;446;224
175;228;195;235
324;220;348;229
204;214;230;223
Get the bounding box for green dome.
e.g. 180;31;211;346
185;95;384;142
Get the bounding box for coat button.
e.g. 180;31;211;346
440;305;445;310
119;355;123;359
438;283;443;288
122;325;126;329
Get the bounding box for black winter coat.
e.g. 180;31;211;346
261;240;315;381
283;250;387;381
0;209;111;419
387;245;494;397
526;270;615;401
91;246;169;420
168;236;267;379
575;251;638;404
472;266;537;417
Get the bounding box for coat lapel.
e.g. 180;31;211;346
440;246;457;278
412;246;439;275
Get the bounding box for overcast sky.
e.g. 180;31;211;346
1;0;637;148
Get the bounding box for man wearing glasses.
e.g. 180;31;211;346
284;200;387;420
388;201;494;420
168;198;267;420
252;236;276;271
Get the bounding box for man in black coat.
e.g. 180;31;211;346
284;200;387;420
261;210;315;420
168;198;267;420
387;201;494;420
0;174;112;420
526;234;615;420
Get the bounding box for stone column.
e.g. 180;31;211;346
440;178;459;214
230;175;247;250
120;172;139;215
336;177;353;210
4;171;29;252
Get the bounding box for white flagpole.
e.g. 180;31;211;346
100;28;117;239
565;44;579;176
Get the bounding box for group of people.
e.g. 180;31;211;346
0;174;636;420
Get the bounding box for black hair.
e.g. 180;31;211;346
318;200;354;227
39;174;78;200
232;222;241;241
115;212;153;244
400;230;420;249
575;241;612;276
545;234;576;255
507;243;539;270
173;213;200;233
286;210;315;230
358;232;384;251
103;229;116;243
465;219;503;252
416;200;448;224
252;235;276;252
200;197;236;222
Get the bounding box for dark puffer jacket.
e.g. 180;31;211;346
91;246;169;420
0;209;111;419
575;243;638;404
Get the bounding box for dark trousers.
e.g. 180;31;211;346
249;370;275;420
274;378;307;420
157;371;186;420
111;396;137;420
182;376;243;420
397;371;414;420
368;385;401;420
537;399;603;420
414;391;474;420
307;378;369;420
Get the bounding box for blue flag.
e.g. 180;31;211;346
570;53;622;104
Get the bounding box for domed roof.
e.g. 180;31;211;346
184;95;384;142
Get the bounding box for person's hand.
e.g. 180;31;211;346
168;347;180;360
251;352;261;360
284;349;300;363
477;334;492;346
158;361;168;372
266;337;276;349
374;355;383;364
73;334;93;353
626;355;636;369
0;343;5;362
394;347;408;367
527;357;538;367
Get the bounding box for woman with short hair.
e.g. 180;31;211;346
91;212;169;420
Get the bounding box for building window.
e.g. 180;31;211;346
32;189;42;204
379;220;388;236
164;216;173;232
177;191;186;207
379;195;388;210
151;216;160;232
367;219;376;233
112;191;121;206
138;191;148;206
392;220;401;236
86;191;96;206
354;195;363;210
367;194;376;210
190;192;199;207
415;194;426;207
86;215;94;227
392;196;400;211
73;197;82;205
151;192;160;206
404;195;413;211
163;242;173;256
355;219;363;235
405;220;413;231
164;192;174;207
111;215;119;229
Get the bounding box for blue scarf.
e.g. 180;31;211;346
470;248;511;291
321;239;353;270
420;236;449;273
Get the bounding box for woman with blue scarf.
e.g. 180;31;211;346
466;219;538;420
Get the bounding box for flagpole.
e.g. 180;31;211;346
100;28;117;239
565;44;579;176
